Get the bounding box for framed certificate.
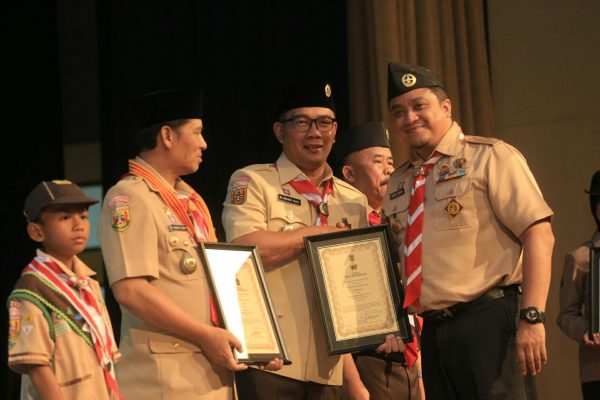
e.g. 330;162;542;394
590;247;600;334
304;225;412;355
199;243;291;365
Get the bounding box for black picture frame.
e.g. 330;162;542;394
590;247;600;334
304;225;412;355
199;242;291;365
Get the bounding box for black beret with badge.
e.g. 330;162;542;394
129;88;204;131
24;180;98;222
334;121;391;164
275;79;336;118
387;63;445;101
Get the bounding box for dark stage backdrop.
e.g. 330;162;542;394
98;1;350;240
3;2;348;398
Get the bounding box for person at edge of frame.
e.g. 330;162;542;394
98;88;282;400
382;62;555;400
557;169;600;400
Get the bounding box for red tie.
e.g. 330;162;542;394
368;210;381;226
404;315;423;369
403;151;443;308
288;175;333;226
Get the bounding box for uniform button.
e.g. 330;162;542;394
172;342;180;349
169;237;179;246
287;212;293;221
277;314;283;318
183;240;190;246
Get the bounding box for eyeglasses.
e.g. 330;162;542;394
279;116;336;132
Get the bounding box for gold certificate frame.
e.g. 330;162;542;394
199;243;291;365
590;247;600;334
304;225;412;355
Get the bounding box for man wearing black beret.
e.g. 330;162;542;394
383;63;555;400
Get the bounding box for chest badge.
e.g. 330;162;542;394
445;199;463;217
181;254;198;274
454;158;467;169
317;202;329;217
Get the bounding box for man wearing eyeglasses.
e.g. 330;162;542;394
222;80;394;399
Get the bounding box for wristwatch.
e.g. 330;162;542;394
519;306;546;324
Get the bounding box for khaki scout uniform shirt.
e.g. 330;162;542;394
222;152;368;385
99;157;232;400
557;230;600;383
383;123;553;311
8;250;119;400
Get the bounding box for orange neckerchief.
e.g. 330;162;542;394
128;159;216;242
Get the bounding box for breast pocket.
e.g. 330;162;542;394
163;231;202;281
434;178;473;230
268;201;311;232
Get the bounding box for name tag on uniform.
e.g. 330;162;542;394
169;224;188;232
278;194;301;206
389;187;405;199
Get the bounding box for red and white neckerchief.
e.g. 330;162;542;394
25;256;122;398
287;174;334;226
403;151;444;309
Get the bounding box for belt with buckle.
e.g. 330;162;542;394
419;284;521;323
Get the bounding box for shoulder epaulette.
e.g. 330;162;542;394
333;176;363;195
463;135;503;146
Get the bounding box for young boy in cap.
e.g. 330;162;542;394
557;169;600;400
8;180;121;399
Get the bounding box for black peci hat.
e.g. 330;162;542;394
24;180;98;222
388;63;444;101
275;79;336;119
334;121;390;164
130;89;203;130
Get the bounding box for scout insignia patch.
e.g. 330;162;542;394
445;199;463;217
454;158;467;169
231;187;247;205
111;206;130;231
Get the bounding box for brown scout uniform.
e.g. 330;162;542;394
99;157;233;399
222;152;368;385
382;122;553;311
8;250;120;400
557;231;600;384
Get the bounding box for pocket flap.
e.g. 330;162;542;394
434;178;472;200
147;331;201;354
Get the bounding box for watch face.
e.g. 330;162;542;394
526;308;539;321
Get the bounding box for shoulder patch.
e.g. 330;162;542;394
463;135;502;146
111;206;131;231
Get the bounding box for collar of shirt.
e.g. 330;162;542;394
275;152;334;189
35;248;96;278
409;121;463;166
133;156;194;196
